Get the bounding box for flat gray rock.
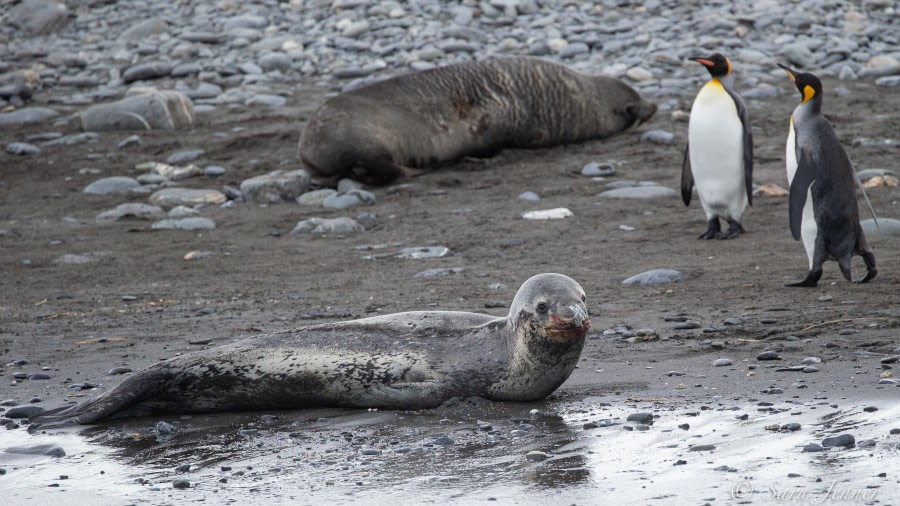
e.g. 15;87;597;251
600;186;679;199
151;217;216;230
8;0;70;35
80;90;194;131
83;176;141;195
6;142;40;155
240;169;311;204
296;188;337;206
149;188;227;208
96;203;165;222
861;218;900;236
5;443;64;457
323;189;376;209
291;217;364;235
0;107;59;126
623;269;685;286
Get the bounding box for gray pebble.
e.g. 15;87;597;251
581;162;616;177
414;267;464;278
640;130;675;144
713;358;733;367
291;217;364;235
689;444;716;451
172;479;190;489
525;450;549;462
626;412;654;424
167;149;205;164
622;269;684;286
6;142;40;155
517;191;540;202
803;443;824;453
151;217;216;231
84;177;141;195
757;351;782;361
108;367;133;375
204;165;226;177
0;107;59;126
361;449;382;456
4;444;65;457
822;434;855;448
4;405;45;418
323;189;376;209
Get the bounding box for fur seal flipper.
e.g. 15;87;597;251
299;57;656;184
30;274;590;429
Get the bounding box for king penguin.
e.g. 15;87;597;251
682;53;753;239
778;63;877;287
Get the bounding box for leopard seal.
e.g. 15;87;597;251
29;273;590;428
298;57;656;184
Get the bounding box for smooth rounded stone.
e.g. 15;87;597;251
4;405;45;419
42;132;98;147
223;14;268;30
342;20;371;38
713;358;733;367
0;107;59;126
757;351;782;361
802;366;819;373
167;149;204;164
83;176;141;195
397;246;451;259
640;130;675;144
622;269;685;286
857;439;876;448
179;82;223;100
881;356;900;364
582;162;616;177
803;443;824;453
123;62;175;84
801;357;822;364
204;165;226;177
6;142;40;155
689;444;716;452
240;169;311;204
673;321;700;330
117;17;167;43
861;218;900;237
857;168;897;182
5;443;65;457
559;42;589;59
96;202;166;221
8;0;69;35
81;90;194;131
168;205;197;218
1;400;18;406
246;94;287;108
822;434;855;448
173;479;190;489
361;449;382;456
517;191;540;202
296;189;337;206
880;379;899;385
876;76;900;88
291;217;364;235
118;134;142;148
27;372;50;380
521;208;573;220
599;186;678;199
817;294;833;302
414;267;464;278
723;317;742;326
336;178;364;193
432;436;454;446
626;67;654;82
170;63;202;77
151;217;216;231
626;412;653;424
525;451;549;462
149;188;227;208
107;367;132;375
259;52;292;72
323;189;376;209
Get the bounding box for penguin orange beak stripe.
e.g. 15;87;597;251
690;58;715;67
777;63;798;82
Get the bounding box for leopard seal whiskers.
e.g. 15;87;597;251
298;57;656;184
29;273;590;429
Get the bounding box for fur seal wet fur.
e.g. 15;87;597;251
298;57;657;184
30;273;590;429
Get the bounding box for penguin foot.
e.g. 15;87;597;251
697;218;721;240
854;268;877;284
784;279;818;287
719;220;744;240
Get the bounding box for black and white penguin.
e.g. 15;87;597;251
681;53;753;239
778;63;877;287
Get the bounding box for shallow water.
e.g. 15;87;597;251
2;397;897;505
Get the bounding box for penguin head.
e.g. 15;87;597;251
689;53;732;78
778;63;823;105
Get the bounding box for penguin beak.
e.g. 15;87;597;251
778;63;798;82
690;57;715;67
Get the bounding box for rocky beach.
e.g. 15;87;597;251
1;0;899;504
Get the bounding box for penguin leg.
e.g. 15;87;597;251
838;254;853;282
856;250;877;284
785;248;825;288
719;219;744;240
698;218;721;240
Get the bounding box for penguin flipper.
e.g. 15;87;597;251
722;87;753;206
788;148;816;241
681;142;693;206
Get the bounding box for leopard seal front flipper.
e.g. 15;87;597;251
29;273;590;429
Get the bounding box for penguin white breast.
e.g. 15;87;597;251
688;80;746;218
800;184;817;269
786;117;798;185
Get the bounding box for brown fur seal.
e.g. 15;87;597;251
298;57;656;184
29;273;590;429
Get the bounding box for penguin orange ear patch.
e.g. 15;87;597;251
802;85;815;103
